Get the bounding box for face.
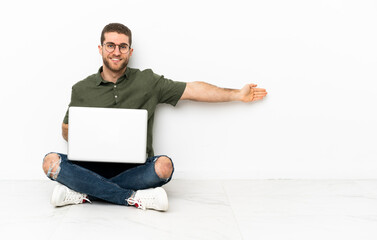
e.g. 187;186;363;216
99;32;133;73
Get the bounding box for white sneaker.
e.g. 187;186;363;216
127;187;168;211
50;184;91;207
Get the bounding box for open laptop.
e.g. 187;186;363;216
67;106;148;163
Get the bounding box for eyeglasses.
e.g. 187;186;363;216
103;42;130;54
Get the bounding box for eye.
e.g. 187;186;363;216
107;44;115;48
120;45;128;50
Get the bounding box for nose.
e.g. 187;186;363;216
113;45;121;55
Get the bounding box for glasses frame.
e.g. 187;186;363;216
103;42;131;54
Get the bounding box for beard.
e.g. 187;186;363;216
102;55;129;73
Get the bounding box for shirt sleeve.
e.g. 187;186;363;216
63;87;80;124
63;109;69;124
155;74;187;106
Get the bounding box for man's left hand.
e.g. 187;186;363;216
239;84;268;102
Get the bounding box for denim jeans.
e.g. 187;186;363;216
43;153;174;206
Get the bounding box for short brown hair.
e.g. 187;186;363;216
101;23;132;46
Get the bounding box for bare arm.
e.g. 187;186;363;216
180;81;267;102
62;123;68;142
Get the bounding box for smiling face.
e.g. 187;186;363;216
98;32;133;74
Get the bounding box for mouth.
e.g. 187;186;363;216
110;57;122;63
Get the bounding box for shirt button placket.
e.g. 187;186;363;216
114;84;118;104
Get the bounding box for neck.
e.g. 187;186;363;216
101;65;126;83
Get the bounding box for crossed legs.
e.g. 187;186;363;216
42;153;174;206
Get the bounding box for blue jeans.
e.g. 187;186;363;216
43;153;174;205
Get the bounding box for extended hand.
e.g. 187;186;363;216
239;84;267;102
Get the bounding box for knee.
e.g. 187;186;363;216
42;153;61;180
154;156;173;179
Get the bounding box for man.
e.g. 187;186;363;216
42;23;267;211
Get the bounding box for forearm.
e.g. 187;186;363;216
62;123;68;142
181;81;241;102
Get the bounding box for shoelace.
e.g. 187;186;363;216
127;198;145;210
64;188;91;205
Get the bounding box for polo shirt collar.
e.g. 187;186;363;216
95;66;130;86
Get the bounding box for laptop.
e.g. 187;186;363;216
67;106;148;163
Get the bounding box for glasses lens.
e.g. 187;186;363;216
119;45;129;53
105;43;115;53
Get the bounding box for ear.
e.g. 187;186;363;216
98;45;103;56
129;48;134;57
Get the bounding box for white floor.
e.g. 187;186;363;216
1;179;377;240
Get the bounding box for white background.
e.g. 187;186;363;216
0;0;376;180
